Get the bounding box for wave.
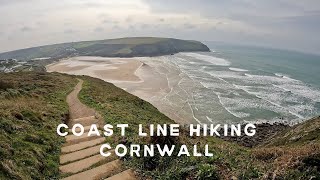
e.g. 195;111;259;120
229;67;248;72
162;53;320;124
180;52;231;66
238;86;304;119
206;116;213;122
274;73;298;81
202;70;319;120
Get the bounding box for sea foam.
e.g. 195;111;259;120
157;53;320;124
229;67;248;72
180;52;231;66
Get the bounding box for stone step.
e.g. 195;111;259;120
60;150;116;174
64;131;103;147
61;160;122;180
73;116;95;122
71;118;99;126
71;116;97;123
60;144;101;164
64;135;101;147
62;137;106;154
105;169;137;180
68;125;94;133
65;131;102;143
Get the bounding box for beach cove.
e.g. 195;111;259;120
46;56;196;124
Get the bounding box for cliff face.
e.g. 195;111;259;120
0;37;210;60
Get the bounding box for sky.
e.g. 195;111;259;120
0;0;320;54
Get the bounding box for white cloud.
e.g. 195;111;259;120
0;0;319;54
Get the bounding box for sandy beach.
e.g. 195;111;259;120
46;56;195;124
46;56;142;82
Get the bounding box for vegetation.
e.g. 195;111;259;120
0;37;210;61
0;37;210;73
0;72;319;179
0;72;77;179
79;76;320;179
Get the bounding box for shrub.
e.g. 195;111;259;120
0;80;13;90
196;164;218;180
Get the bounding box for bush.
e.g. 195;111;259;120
196;164;218;180
239;166;261;180
0;80;13;90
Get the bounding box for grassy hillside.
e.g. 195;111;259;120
0;72;319;179
0;72;77;179
0;37;210;61
79;76;320;179
261;116;320;147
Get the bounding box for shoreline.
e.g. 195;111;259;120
45;56;320;149
46;55;317;128
46;56;195;124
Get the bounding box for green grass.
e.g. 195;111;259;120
0;72;319;179
103;37;166;44
0;72;77;179
78;76;320;179
78;76;174;146
0;37;209;61
261;116;320;146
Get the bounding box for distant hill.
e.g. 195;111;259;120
0;37;210;61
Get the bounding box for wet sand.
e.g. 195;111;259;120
46;57;141;82
46;56;195;124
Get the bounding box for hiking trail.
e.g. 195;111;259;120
59;79;137;180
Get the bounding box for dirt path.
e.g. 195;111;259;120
59;79;137;180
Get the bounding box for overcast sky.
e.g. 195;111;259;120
0;0;320;54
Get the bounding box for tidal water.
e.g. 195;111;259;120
159;44;320;124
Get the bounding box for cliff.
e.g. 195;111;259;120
0;37;210;60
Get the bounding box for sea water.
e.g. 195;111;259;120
158;43;320;125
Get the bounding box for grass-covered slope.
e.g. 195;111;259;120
79;76;320;179
0;72;319;179
0;72;77;179
0;37;210;61
261;116;320;147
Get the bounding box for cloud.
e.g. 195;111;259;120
64;29;76;34
141;0;320;53
20;26;32;32
0;0;319;54
112;25;121;30
125;17;133;23
183;23;195;29
140;24;150;29
102;19;111;24
94;27;104;32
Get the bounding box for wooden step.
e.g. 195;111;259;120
105;169;137;180
61;160;121;180
60;144;102;164
62;137;106;154
60;150;116;174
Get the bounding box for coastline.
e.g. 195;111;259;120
46;55;318;130
46;56;195;124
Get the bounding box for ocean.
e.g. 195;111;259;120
158;43;320;125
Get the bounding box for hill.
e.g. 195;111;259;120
0;37;210;61
0;72;319;179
